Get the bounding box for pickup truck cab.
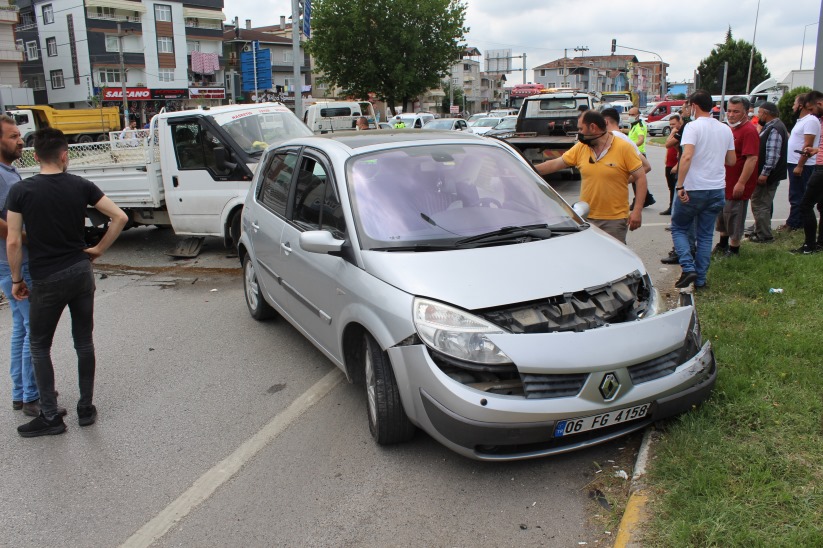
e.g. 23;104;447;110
17;103;311;247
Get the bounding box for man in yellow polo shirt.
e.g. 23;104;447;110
536;110;647;243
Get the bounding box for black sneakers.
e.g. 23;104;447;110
675;271;698;288
17;413;67;438
78;405;97;427
791;244;817;255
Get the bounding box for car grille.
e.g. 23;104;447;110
627;347;682;384
478;271;649;334
628;333;700;384
520;372;588;399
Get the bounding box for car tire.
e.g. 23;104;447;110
662;127;671;136
243;254;275;321
363;332;415;445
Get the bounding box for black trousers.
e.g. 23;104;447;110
801;167;823;247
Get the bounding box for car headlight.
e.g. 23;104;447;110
413;297;513;365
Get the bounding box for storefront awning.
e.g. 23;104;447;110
182;7;226;21
85;0;147;13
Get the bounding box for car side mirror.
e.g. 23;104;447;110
572;201;590;220
213;146;237;171
300;230;345;255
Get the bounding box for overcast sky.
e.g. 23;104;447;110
230;0;822;89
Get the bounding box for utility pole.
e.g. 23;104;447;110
563;48;567;86
745;0;761;94
117;23;128;127
291;0;302;117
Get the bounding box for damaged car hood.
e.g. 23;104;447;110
360;229;645;310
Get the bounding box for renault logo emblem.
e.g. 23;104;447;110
600;373;620;400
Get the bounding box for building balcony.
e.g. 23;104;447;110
0;5;18;24
15;20;36;32
0;47;23;62
185;19;222;30
86;10;142;24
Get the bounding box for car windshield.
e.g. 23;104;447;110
213;106;311;155
346;143;579;249
494;117;517;130
474;118;502;128
468;114;487;123
423;119;455;130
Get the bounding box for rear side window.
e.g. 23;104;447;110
257;151;298;217
319;107;352;117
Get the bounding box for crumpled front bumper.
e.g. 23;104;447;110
387;306;716;461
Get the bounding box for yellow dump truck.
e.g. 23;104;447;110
8;105;121;146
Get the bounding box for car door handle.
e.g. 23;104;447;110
281;242;292;255
251;221;259;232
172;175;179;187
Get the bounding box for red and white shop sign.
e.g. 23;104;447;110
102;87;152;101
189;87;226;99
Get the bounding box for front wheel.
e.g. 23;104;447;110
363;333;415;445
662;127;671;136
243;254;275;321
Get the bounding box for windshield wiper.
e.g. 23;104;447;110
455;224;578;247
368;244;458;252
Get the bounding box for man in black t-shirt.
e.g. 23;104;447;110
6;127;128;437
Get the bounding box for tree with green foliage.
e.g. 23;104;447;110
777;86;812;130
440;81;464;114
306;0;468;115
696;27;770;94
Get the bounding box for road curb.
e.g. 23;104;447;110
613;427;655;548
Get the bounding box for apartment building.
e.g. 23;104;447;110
15;0;225;122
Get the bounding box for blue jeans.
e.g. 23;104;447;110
787;163;813;228
29;260;96;420
0;262;38;403
671;189;725;286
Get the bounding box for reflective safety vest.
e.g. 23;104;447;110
628;121;647;154
393;121;406;129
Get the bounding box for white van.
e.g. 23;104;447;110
391;113;435;129
303;101;376;133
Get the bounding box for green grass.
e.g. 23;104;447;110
649;136;668;146
644;232;823;547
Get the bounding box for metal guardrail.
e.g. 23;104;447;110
14;130;160;171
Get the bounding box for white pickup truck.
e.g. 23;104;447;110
16;103;312;251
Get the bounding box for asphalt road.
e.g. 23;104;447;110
0;144;791;546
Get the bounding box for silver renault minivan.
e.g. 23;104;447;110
238;131;715;461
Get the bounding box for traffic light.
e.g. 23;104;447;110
611;39;616;54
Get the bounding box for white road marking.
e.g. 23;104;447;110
120;368;345;548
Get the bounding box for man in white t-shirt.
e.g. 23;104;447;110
671;90;736;289
781;93;821;231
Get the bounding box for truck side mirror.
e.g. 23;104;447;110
213;146;237;172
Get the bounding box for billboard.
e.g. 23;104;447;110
486;49;512;73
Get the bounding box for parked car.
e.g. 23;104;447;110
378;122;394;130
469;116;504;135
422;118;470;131
391;113;435;128
467;113;489;125
647;113;676;136
482;115;518;138
238;132;716;461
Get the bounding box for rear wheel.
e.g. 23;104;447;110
363;333;415;445
77;134;94;144
243;254;275;320
662;127;671;136
96;134;109;142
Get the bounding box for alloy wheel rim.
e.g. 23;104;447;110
365;342;377;426
245;261;259;310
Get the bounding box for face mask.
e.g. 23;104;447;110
727;119;742;128
628;116;638;124
577;131;605;146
